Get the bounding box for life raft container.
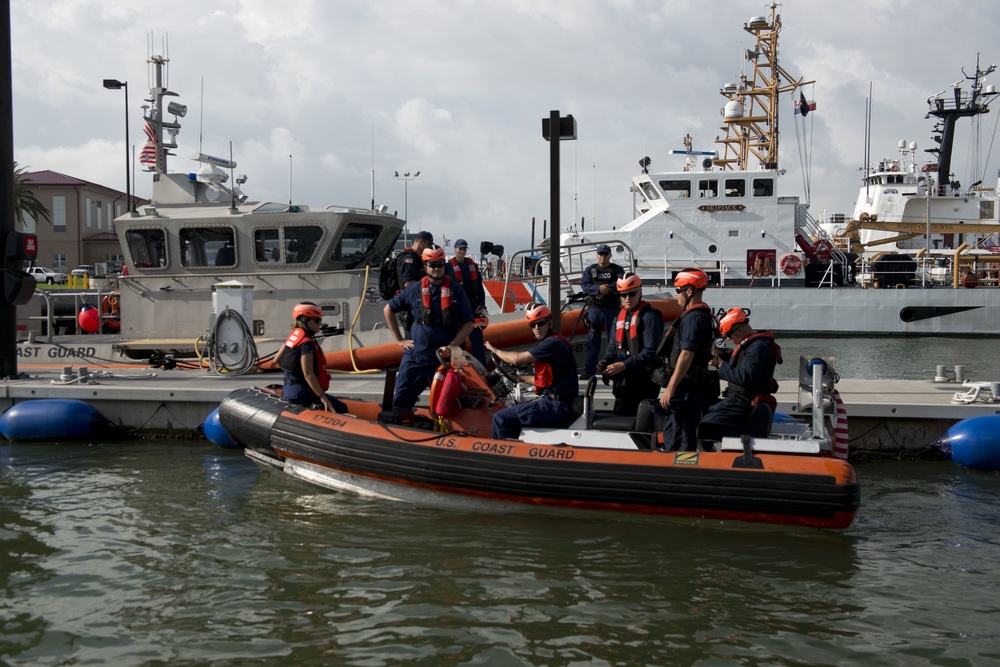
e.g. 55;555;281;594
780;254;802;276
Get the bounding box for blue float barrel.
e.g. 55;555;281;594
930;415;1000;470
0;399;114;442
202;406;240;448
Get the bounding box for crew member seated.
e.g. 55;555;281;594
485;304;579;441
698;308;781;444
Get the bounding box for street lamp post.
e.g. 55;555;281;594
394;170;420;243
102;78;131;213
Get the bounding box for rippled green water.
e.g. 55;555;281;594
2;440;1000;666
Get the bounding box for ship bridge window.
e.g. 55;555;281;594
286;225;323;264
125;228;168;269
698;179;719;198
658;180;691;200
253;228;282;262
725;179;746;198
329;222;382;269
752;178;774;197
639;181;661;202
179;226;238;268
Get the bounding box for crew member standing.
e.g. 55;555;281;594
699;308;781;439
655;268;717;452
580;244;625;380
383;247;475;413
448;239;488;364
486;304;579;440
597;272;663;416
395;230;435;337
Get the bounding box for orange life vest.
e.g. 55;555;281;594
420;276;453;326
282;327;331;392
533;332;571;394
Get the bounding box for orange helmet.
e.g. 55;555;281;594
293;302;323;320
719;308;748;336
617;272;642;292
525;303;551;323
674;268;709;290
422;247;446;262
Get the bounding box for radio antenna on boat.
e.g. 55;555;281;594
229;142;237;212
288;154;293;211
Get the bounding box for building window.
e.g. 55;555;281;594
85;197;92;228
96;201;103;230
52;253;67;270
21;211;36;233
52;196;66;232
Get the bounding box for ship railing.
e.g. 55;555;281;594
20;286;118;342
796;208;852;287
499;240;638;312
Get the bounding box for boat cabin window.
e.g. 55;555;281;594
179;226;238;268
698;179;719;198
725;179;746;198
752;178;774;197
328;222;383;269
125;228;167;269
285;225;323;264
254;228;282;262
658;180;691;200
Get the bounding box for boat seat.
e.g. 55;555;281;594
697;403;773;442
592;399;664;433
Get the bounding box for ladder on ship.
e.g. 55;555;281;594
796;208;851;287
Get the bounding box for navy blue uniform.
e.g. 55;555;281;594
388;279;474;411
395;248;424;337
661;306;716;452
580;261;625;376
603;302;663;416
700;334;777;435
492;335;579;440
447;257;488;364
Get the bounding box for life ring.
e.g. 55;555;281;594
780;254;802;276
814;238;834;261
429;366;447;415
433;368;463;417
100;293;121;332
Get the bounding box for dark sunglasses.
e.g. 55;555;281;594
529;321;547;329
425;261;445;269
619;290;640;299
306;317;322;324
675;286;690;294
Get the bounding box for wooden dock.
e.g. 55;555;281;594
3;365;998;457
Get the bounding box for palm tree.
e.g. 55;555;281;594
13;161;51;225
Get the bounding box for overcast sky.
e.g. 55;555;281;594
11;0;1000;252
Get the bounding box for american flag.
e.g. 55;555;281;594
442;236;451;247
140;120;157;167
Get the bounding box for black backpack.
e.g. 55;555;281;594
378;252;401;301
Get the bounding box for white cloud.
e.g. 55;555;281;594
10;0;1000;250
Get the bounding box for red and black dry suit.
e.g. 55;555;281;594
279;326;347;412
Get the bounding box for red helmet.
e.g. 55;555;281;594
422;247;446;262
525;303;551;323
617;272;642;292
719;308;748;336
674;268;709;290
293;302;323;320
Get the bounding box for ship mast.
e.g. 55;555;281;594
714;3;811;171
926;57;998;196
